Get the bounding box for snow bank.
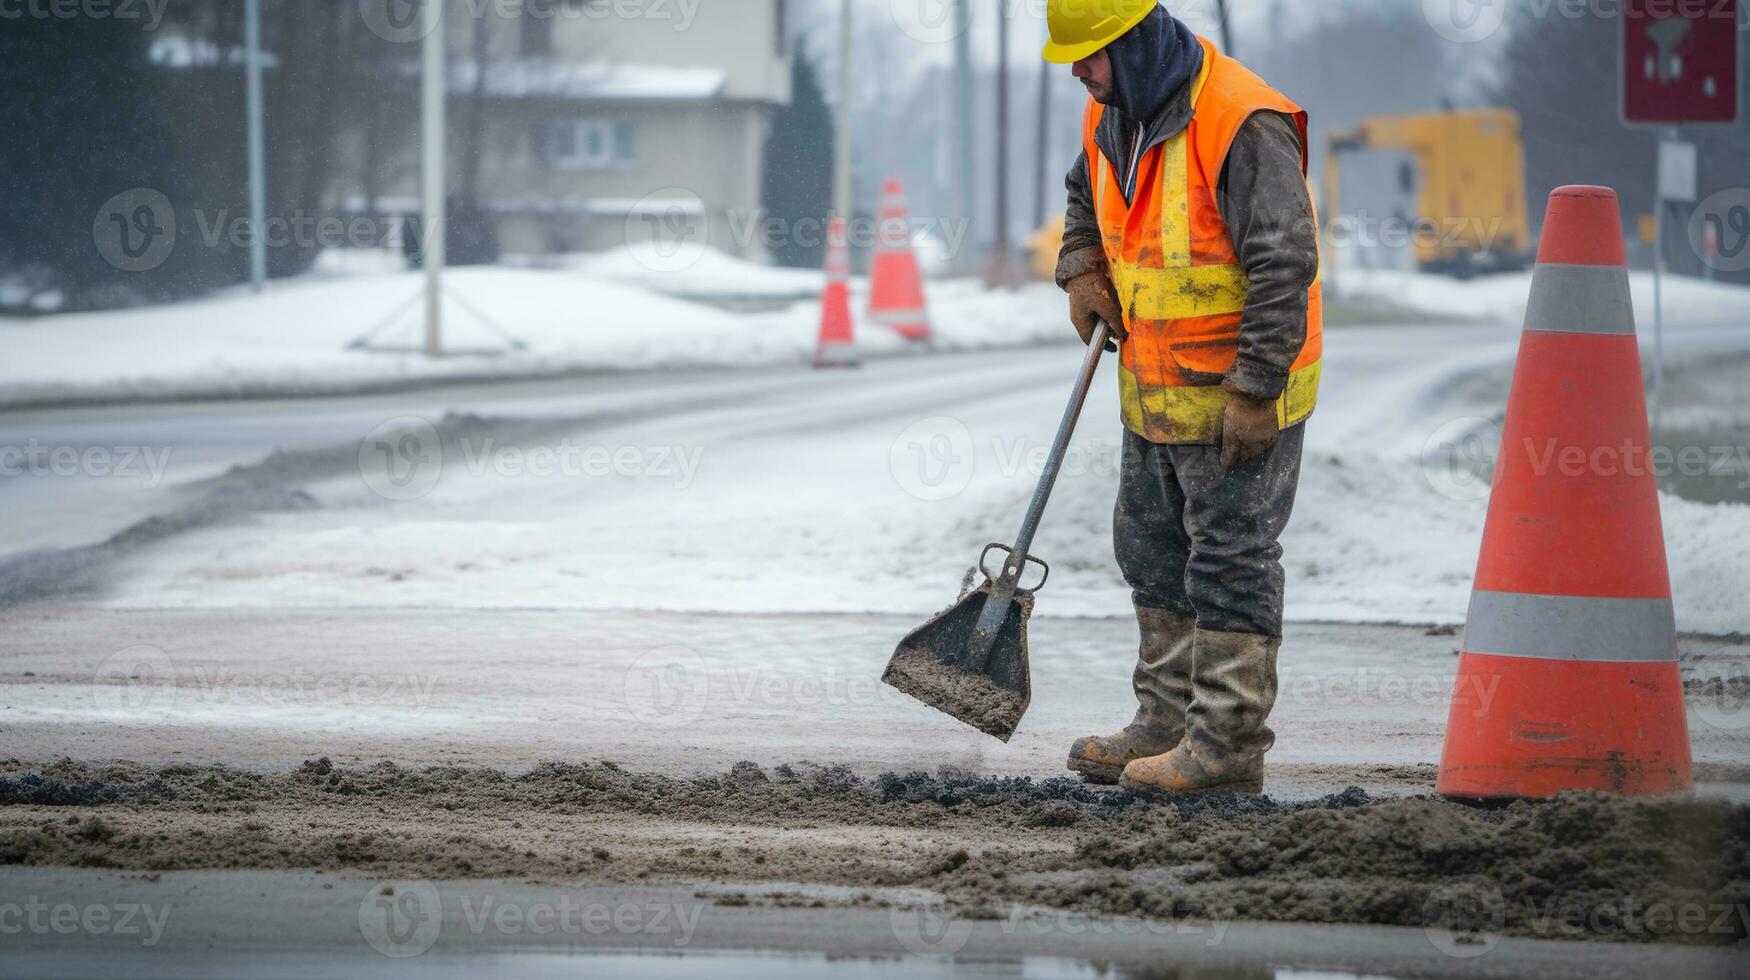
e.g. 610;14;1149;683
1337;268;1749;327
0;267;1068;406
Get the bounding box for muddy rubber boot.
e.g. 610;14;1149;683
1120;628;1279;796
1067;606;1194;784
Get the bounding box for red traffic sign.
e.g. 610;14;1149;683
1622;0;1739;124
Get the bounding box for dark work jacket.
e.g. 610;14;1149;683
1055;52;1320;403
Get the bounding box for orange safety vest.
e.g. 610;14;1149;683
1082;36;1323;445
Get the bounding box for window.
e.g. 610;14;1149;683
541;119;637;170
774;0;787;56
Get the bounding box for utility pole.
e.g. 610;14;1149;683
421;0;445;358
243;0;267;293
834;0;853;223
988;1;1015;288
1215;0;1235;54
953;0;974;259
1032;16;1051;230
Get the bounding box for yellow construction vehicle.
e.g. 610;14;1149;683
1026;213;1066;282
1323;108;1531;279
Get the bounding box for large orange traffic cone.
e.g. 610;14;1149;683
867;179;932;342
1436;186;1692;800
814;216;859;368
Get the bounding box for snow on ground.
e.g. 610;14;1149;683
10;265;1748;633
0;264;1066;406
566;244;823;300
84;316;1750;635
1338;267;1750;327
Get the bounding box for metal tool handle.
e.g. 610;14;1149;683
962;321;1112;672
1000;319;1111;581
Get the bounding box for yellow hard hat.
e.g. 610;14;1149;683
1041;0;1157;64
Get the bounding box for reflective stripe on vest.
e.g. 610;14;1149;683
1086;36;1323;445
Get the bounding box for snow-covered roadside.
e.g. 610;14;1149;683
0;266;1069;407
1336;268;1748;327
86;319;1750;636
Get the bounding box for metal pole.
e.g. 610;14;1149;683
244;0;267;293
1215;0;1234;54
834;0;852;222
1650;127;1674;432
1032;16;1051;230
953;0;973;237
991;1;1012;287
421;0;446;358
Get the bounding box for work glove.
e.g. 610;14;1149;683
1217;384;1280;473
1065;272;1126;351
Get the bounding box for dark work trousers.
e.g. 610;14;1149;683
1113;423;1305;638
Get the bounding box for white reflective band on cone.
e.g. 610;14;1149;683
1462;590;1678;663
870;308;928;325
1522;264;1636;336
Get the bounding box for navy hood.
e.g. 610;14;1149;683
1105;6;1201;126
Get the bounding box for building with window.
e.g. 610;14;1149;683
341;0;792;260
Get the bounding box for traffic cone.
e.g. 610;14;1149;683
867;179;932;342
814;216;859;368
1436;185;1692;800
